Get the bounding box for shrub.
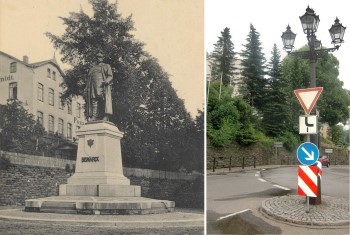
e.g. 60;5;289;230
0;155;11;170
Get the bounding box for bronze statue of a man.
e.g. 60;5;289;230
85;52;113;121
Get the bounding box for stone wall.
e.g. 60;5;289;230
0;161;203;209
207;142;349;170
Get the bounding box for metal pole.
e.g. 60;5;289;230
229;156;232;171
306;196;310;213
275;147;277;164
242;156;245;169
213;157;216;172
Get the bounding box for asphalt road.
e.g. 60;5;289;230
262;166;350;199
207;166;350;235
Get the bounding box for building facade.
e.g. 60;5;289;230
0;51;86;141
206;57;244;97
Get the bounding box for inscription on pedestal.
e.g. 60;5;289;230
81;156;99;162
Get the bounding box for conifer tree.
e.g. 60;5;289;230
262;44;291;137
240;24;267;110
209;27;236;85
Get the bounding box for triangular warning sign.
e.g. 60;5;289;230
294;87;323;114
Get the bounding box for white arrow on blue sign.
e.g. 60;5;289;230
297;142;319;165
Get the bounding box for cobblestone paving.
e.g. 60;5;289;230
261;195;349;226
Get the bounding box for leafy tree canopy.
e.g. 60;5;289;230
46;0;202;172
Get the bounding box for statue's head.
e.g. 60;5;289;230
96;52;104;63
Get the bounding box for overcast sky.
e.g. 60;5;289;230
0;0;204;117
205;0;350;91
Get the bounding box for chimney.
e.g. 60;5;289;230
23;55;29;64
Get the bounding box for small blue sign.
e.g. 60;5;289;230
297;142;319;165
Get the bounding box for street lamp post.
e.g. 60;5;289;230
281;6;346;206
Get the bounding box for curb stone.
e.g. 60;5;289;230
261;195;349;226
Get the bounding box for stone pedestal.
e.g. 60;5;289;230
25;121;175;215
59;121;140;197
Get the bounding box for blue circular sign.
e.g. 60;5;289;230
297;142;319;165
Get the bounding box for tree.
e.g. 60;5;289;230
328;125;346;146
316;53;349;126
0;100;45;154
281;47;350;128
209;27;236;85
240;24;267;110
262;44;291;137
207;80;240;147
46;0;201;171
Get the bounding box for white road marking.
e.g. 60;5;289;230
258;178;266;182
272;184;291;191
217;209;251;221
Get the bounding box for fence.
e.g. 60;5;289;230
1;151;200;181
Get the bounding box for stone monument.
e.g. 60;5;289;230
25;54;174;215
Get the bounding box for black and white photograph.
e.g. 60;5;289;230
0;0;204;234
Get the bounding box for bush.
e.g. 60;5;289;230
65;163;71;172
278;132;300;152
0;155;11;170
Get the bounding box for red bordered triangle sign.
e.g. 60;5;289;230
294;87;323;115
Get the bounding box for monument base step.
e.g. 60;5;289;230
59;184;141;197
25;196;175;215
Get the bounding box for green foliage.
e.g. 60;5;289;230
209;27;236;85
240;24;267;110
207;24;349;156
281;48;350;127
328;125;347;146
262;44;293;137
207;81;240;147
207;80;264;147
236;125;259;146
278;132;300;152
46;0;202;172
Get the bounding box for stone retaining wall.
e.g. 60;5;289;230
207;142;349;170
0;162;203;209
1;151;199;181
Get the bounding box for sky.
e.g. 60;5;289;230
0;0;204;117
205;0;350;91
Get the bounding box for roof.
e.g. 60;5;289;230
0;50;65;77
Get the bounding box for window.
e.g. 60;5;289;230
38;83;44;101
49;88;54;106
67;123;72;139
52;71;56;80
67;100;72;114
59;93;64;110
47;68;51;78
9;82;18;100
48;115;54;133
58;118;64;136
10;62;17;73
76;102;81;118
37;111;44;127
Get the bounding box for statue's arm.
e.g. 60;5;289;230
104;64;113;84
